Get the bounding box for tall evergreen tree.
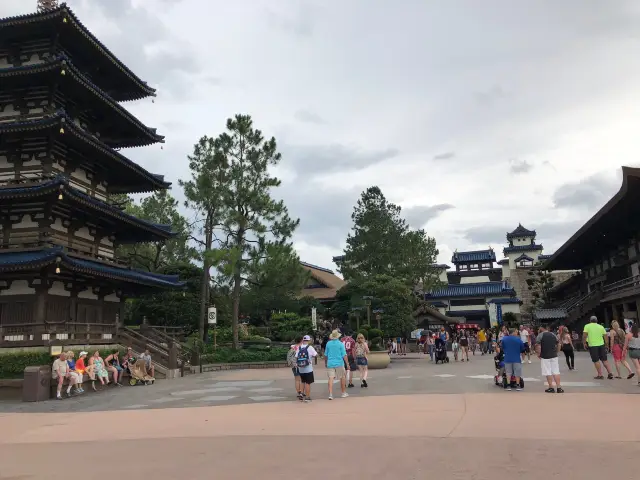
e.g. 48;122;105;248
188;115;299;348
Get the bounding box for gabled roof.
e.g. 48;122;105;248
0;3;156;101
300;261;346;300
514;253;534;262
451;249;496;263
0;56;163;148
0;111;170;193
533;308;567;320
503;244;543;254
497;258;509;265
0;176;175;242
0;247;183;288
507;224;536;240
425;281;516;299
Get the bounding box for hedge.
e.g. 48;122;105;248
201;347;288;365
0;348;123;379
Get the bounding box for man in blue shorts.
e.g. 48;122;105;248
501;328;524;391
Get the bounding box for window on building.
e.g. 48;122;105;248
481;263;491;269
469;264;479;270
518;259;533;268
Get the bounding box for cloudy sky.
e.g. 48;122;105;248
4;0;640;271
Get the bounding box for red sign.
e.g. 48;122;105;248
456;323;479;330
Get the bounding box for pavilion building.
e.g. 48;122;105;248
0;4;183;348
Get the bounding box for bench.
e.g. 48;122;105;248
49;368;131;398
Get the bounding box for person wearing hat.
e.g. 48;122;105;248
324;330;350;400
296;335;318;402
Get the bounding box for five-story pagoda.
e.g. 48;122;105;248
0;2;183;347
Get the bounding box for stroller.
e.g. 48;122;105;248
128;358;155;386
493;351;524;389
434;338;449;364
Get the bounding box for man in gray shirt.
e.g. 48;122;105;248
536;326;564;393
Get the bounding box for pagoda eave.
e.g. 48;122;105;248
0;4;156;101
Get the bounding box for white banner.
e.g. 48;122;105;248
488;303;498;327
207;306;217;324
311;307;317;330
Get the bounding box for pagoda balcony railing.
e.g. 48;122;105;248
1;235;131;268
602;275;640;300
0;322;116;348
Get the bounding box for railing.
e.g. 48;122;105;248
602;275;640;297
117;327;179;372
0;322;116;348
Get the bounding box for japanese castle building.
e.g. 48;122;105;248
0;3;183;347
425;225;560;327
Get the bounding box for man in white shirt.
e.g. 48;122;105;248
519;325;532;363
295;335;318;402
52;352;76;399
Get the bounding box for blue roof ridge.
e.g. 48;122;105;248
0;111;170;191
0;175;175;238
0;3;156;100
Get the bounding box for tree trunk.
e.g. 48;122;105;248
198;221;213;341
231;229;245;350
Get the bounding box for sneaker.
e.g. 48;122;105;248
56;393;62;400
303;398;312;403
341;392;349;398
607;373;614;380
545;388;555;393
362;379;368;388
66;391;73;397
556;387;564;393
506;387;512;391
297;392;303;401
515;387;523;391
348;383;354;388
328;395;333;400
627;373;635;379
528;360;532;364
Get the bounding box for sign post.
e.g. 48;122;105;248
311;307;317;331
208;306;217;350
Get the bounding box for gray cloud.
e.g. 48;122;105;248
404;204;455;229
294;110;327;125
281;144;400;175
265;4;315;37
552;173;619;210
509;159;533;174
433;151;455;161
462;220;587;250
474;85;506;107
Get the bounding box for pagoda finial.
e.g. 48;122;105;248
37;0;59;13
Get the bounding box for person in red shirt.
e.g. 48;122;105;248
341;333;356;388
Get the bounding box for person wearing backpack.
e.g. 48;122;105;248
288;337;303;399
296;335;318;402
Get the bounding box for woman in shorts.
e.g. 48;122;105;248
623;323;640;385
354;334;370;387
609;321;634;379
451;333;460;361
459;330;470;362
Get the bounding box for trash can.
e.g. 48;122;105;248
23;365;51;402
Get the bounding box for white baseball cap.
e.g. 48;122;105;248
302;335;312;341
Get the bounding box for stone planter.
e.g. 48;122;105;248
367;350;390;369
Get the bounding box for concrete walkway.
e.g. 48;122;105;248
0;392;637;478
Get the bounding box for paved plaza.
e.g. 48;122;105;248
0;353;638;478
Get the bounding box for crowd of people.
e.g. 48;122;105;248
51;347;156;399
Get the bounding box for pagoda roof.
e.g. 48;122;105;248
497;258;509;265
0;176;175;242
451;249;496;263
0;111;170;193
0;247;183;289
0;56;164;148
0;4;155;101
425;281;515;299
506;224;536;240
503;244;543;254
513;253;534;262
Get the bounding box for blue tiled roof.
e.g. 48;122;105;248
0;4;156;101
0;247;183;288
428;301;448;308
426;281;516;299
0;56;163;148
0;111;170;193
497;259;509;265
0;176;175;240
507;224;536;240
503;244;543;254
514;253;534;262
488;297;522;304
446;310;488;317
451;249;496;263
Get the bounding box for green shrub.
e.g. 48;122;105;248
270;313;312;341
201;347;289;364
0;348;124;379
370;337;385;352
